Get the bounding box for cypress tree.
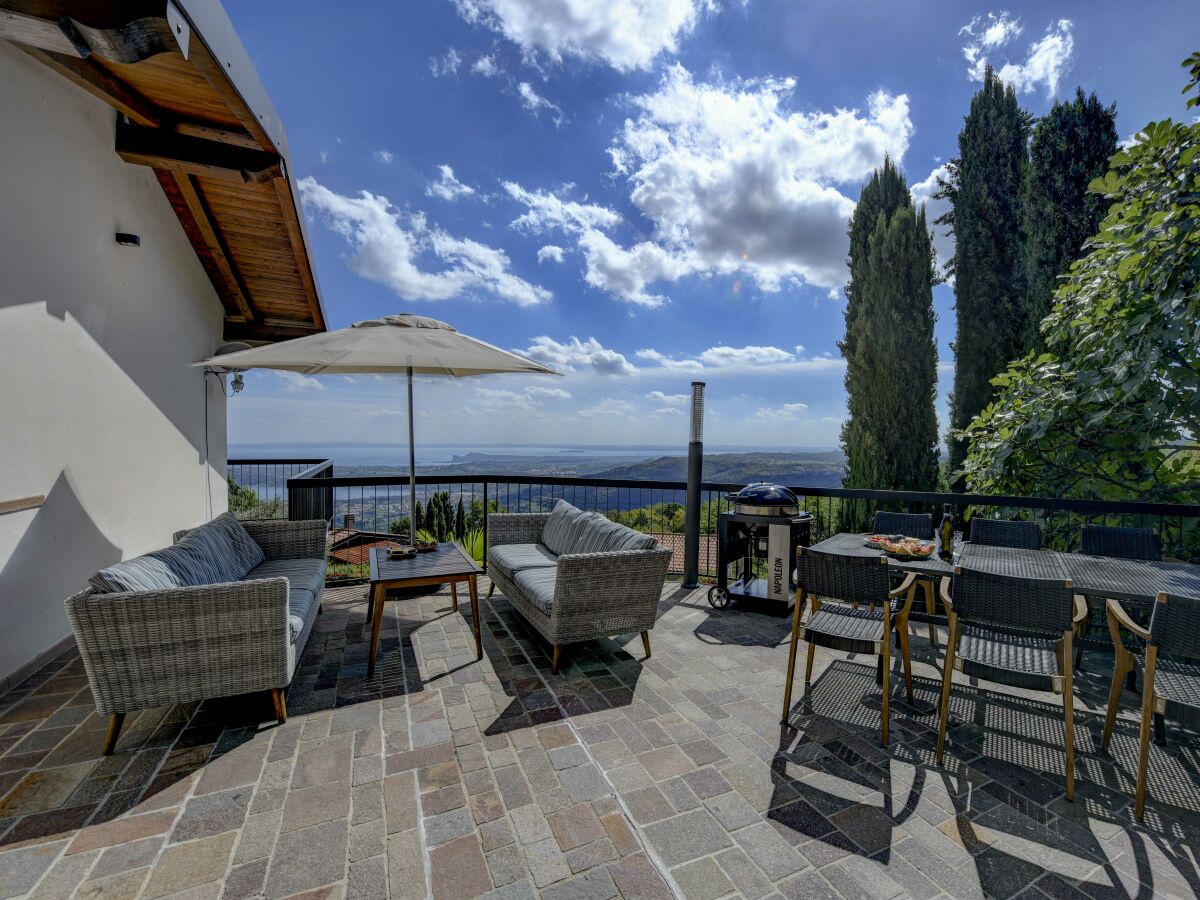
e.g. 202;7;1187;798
935;66;1031;485
839;159;940;492
1021;89;1118;351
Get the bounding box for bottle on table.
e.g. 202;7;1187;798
939;504;954;560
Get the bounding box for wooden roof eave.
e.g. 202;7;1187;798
0;0;327;343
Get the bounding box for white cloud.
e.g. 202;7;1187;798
375;149;395;164
911;163;954;272
517;82;563;124
298;177;551;307
526;385;572;399
645;390;688;404
962;13;1073;97
473;387;544;414
472;54;502;77
537;245;566;264
505;65;911;304
649;407;682;416
580;398;634;416
451;0;709;72
275;371;325;392
519;335;637;375
697;345;793;367
637;345;845;374
748;401;809;422
634;348;704;372
430;47;463;77
317;150;329;164
426;165;476;201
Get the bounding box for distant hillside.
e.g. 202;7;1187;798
593;451;845;487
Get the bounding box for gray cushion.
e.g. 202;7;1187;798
175;513;265;584
89;548;196;593
513;567;556;617
245;558;324;642
571;514;660;554
490;543;558;579
541;500;593;556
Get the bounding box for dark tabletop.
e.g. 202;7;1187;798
808;532;954;577
369;542;481;584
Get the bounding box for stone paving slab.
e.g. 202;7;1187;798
0;580;1199;898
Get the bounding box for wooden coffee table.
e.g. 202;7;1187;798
367;542;483;677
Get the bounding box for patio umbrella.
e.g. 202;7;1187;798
195;313;559;530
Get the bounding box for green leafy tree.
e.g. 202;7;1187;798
840;158;939;494
961;54;1200;505
388;515;410;537
1021;89;1118;352
935;66;1032;484
465;498;503;532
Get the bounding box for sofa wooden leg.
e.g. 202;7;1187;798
271;688;287;725
641;631;651;659
552;645;562;674
102;713;125;756
487;581;496;599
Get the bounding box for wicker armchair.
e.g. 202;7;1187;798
969;518;1040;549
935;567;1087;800
1102;592;1200;819
486;509;671;673
1075;526;1162;670
65;518;327;753
782;547;918;746
872;511;933;539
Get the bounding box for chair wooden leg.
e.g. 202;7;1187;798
1061;631;1076;802
1134;649;1158;820
880;632;891;748
102;713;126;755
487;581;496;599
936;619;958;766
923;579;937;647
897;619;914;703
1102;653;1130;751
640;631;651;658
271;688;287;725
551;644;562;674
781;589;806;724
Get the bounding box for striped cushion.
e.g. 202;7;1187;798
571;514;659;554
174;513;265;584
89;549;196;593
513;566;557;616
541;500;593;556
244;558;324;642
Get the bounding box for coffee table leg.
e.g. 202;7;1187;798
469;575;482;660
368;582;386;678
451;581;459;612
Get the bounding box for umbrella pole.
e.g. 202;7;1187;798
407;366;416;541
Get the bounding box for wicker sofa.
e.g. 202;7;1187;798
487;500;671;672
65;515;328;754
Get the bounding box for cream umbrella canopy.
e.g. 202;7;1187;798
195;314;559;530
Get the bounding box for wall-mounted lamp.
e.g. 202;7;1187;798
115;232;140;247
204;341;252;398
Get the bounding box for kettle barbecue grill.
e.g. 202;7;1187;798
708;483;813;614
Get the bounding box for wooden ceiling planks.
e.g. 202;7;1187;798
0;0;325;342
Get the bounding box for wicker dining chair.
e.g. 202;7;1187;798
1102;592;1200;820
935;567;1087;800
969;518;1041;549
872;511;934;539
1075;525;1162;670
873;511;939;647
782;547;918;746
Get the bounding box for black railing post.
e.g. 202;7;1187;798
683;381;706;589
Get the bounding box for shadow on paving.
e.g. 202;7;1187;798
769;659;1200;897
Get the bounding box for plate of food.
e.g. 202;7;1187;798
415;540;438;553
387;544;417;558
876;536;936;559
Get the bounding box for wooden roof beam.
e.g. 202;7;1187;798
170;171;256;324
117;119;281;183
19;45;163;126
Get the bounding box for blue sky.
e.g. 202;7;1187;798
223;0;1195;450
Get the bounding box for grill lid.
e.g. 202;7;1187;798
726;483;800;516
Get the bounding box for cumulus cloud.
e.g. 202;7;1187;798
426;165;476;201
637;345;844;374
748;401;810;422
275;371;325;392
517;82;563;123
537;245;566;264
298;177;551;307
646;390;689;404
650;407;683;416
961;13;1074;97
911;163;954;272
472;54;502;77
505;65;911;304
450;0;709;72
375;149;395;164
526;385;572;399
581;398;634;416
429;47;463;77
519;335;637;375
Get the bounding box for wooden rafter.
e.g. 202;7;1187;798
117;120;281;183
170;171;256;323
19;45;162;126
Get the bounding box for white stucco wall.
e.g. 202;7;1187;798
0;42;230;686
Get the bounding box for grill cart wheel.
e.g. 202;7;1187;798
707;586;731;609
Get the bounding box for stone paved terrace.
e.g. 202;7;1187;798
1;579;1199;899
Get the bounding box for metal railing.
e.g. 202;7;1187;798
223;460;1200;577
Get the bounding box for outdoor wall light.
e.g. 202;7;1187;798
230;372;244;393
115;232;140;246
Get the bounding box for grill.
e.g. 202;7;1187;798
708;483;812;614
